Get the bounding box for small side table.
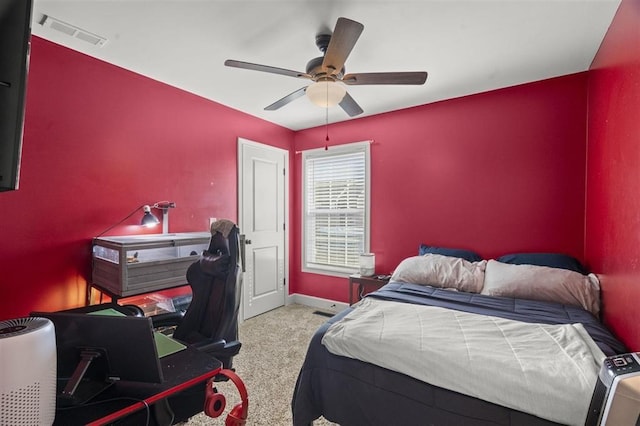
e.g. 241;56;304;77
349;274;390;305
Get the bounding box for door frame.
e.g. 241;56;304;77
237;137;289;321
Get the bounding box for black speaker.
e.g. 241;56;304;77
0;0;33;192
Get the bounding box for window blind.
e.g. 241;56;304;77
303;146;369;273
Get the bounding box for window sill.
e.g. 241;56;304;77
301;266;356;279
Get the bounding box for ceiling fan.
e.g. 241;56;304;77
224;17;428;117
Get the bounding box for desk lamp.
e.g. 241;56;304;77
141;205;160;228
142;201;175;234
95;201;175;237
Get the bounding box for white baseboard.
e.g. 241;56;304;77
287;293;349;314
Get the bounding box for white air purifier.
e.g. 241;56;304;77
0;317;56;425
585;352;640;425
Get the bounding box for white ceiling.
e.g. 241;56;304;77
31;0;621;131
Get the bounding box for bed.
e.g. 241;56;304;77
291;249;626;426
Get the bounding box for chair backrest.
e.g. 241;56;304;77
173;221;243;351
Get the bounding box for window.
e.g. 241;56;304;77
302;141;370;275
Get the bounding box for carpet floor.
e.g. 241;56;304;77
185;304;338;425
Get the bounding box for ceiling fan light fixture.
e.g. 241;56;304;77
306;81;346;107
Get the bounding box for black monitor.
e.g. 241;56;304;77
30;311;163;404
0;0;32;191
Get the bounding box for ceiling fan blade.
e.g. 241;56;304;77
264;87;308;111
342;71;428;85
322;17;364;76
339;92;364;117
225;59;311;79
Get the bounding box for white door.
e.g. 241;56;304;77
238;138;288;319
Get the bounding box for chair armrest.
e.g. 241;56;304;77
193;339;242;358
151;311;185;328
193;339;227;353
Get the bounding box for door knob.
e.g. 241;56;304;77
239;235;250;272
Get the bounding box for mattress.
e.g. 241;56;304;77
291;282;626;426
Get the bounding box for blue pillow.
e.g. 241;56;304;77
496;253;586;274
418;244;483;262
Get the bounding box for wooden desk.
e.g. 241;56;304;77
348;274;390;305
54;346;221;425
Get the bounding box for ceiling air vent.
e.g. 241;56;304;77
39;14;108;47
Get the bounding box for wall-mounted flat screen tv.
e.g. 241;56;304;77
0;0;33;192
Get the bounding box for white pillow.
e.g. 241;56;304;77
481;260;601;316
391;254;487;293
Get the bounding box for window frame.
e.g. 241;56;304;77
301;141;371;277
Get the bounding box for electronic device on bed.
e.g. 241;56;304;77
585;352;640;426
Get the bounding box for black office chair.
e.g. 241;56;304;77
153;219;243;369
151;219;247;424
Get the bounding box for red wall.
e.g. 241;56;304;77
586;0;640;351
5;22;638;352
0;37;294;320
291;74;589;302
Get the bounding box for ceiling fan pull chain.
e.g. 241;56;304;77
325;118;329;149
325;81;330;150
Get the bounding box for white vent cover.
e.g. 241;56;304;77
0;317;56;426
40;14;108;47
